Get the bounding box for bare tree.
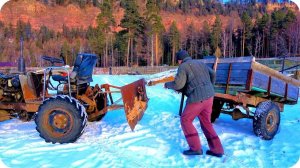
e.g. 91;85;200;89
254;32;262;58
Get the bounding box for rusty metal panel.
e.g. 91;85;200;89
0;110;11;121
0;102;40;112
19;74;38;100
121;79;148;131
215;92;284;111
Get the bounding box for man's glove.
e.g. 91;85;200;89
164;82;171;89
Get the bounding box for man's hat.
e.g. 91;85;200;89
176;50;190;61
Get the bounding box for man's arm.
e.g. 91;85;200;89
165;65;186;91
208;67;216;84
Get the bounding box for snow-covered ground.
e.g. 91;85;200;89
0;74;299;168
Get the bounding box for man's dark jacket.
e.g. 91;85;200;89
165;57;216;104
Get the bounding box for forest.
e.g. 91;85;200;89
0;0;299;67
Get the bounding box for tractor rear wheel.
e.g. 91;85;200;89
35;95;87;143
253;101;280;140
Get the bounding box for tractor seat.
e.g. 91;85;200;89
51;53;97;85
52;71;77;83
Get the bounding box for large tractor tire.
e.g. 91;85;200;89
211;99;224;123
35;95;88;144
253;101;280;140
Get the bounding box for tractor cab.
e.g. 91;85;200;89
51;53;97;85
42;53;98;97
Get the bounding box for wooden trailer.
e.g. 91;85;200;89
148;56;300;140
202;56;300;140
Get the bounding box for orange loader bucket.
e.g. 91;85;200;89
121;79;148;131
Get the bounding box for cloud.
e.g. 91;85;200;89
292;0;300;10
0;0;9;10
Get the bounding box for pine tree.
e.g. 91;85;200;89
186;22;198;58
256;13;270;57
145;0;165;66
210;15;222;55
115;30;128;66
169;21;180;65
96;0;116;67
271;10;286;57
120;0;144;67
61;41;72;65
241;12;253;56
201;20;211;57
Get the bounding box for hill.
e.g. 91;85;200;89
0;0;298;67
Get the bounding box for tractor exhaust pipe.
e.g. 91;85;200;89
18;37;26;74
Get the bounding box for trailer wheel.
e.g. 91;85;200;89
253;101;280;140
211;99;224;123
35;95;87;144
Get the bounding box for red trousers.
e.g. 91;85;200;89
180;97;224;154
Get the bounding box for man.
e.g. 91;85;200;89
165;49;224;157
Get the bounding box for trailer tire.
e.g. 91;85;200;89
211;99;224;123
253;101;280;140
35;95;87;144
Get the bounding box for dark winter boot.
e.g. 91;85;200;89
206;150;223;158
182;149;203;155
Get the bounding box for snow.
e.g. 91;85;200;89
0;74;300;167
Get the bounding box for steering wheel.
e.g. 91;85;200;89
42;56;65;66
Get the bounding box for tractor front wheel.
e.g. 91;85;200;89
253;101;280;140
35;96;87;143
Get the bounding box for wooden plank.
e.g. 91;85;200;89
229;77;248;85
246;69;253;90
200;56;254;64
216;70;230;76
270;77;286;97
287;84;299;101
267;76;271;96
251;71;269;91
225;63;232;94
231;62;252;70
206;63;214;69
217;77;248;85
284;83;288;101
215;85;247;95
216;63;230;70
251;86;267;93
216;78;228;84
230;70;249;80
252;61;300;86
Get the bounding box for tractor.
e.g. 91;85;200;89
0;53;148;143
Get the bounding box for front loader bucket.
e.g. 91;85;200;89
121;79;148;131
